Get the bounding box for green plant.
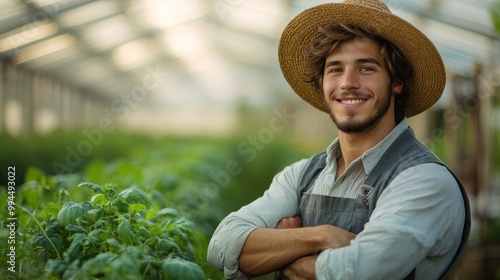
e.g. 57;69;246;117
1;173;209;280
0;131;308;279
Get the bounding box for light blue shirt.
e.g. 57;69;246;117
208;119;466;279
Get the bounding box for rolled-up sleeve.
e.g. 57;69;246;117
207;159;308;279
315;163;465;280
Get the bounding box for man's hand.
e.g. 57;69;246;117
282;255;317;280
276;215;302;229
318;224;357;250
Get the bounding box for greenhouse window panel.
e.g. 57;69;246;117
79;15;136;53
0;22;58;53
131;0;209;30
112;38;160;72
63;58;115;85
161;22;214;59
14;34;75;64
0;0;28;33
219;0;289;38
398;0;500;40
18;44;82;71
30;0;99;14
57;0;121;29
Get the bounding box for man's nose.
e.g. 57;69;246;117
340;69;360;90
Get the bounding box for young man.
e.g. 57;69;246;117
208;0;471;279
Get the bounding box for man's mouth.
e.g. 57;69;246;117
339;99;366;105
331;91;371;105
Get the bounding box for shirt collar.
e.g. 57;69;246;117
325;118;410;174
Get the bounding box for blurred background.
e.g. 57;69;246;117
0;0;499;279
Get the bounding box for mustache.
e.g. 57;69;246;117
331;90;371;100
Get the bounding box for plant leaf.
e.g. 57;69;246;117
157;208;179;218
33;233;63;255
44;202;62;217
65;224;87;234
106;238;123;250
157;238;181;257
80;252;117;276
138;226;151;238
45;259;69;277
57;202;86;226
117;187;151;207
161;258;205;280
90;194;107;206
117;218;134;244
78;182;105;194
108;252;142;278
63;233;86;261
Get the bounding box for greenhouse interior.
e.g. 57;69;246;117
1;0;499;279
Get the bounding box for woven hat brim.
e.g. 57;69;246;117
278;3;446;117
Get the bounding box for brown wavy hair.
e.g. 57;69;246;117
304;24;413;123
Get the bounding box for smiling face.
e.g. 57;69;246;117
322;37;403;133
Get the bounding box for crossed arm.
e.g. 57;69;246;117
238;215;356;279
209;164;464;279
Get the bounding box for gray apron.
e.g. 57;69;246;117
299;188;370;232
274;177;380;280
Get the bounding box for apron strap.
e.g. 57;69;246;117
296;151;328;200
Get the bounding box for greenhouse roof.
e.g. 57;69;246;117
0;0;498;106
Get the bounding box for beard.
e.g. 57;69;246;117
324;86;392;134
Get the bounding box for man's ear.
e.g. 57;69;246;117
392;80;404;95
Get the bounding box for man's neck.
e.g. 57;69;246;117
336;117;396;177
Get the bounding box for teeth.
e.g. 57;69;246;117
341;99;364;105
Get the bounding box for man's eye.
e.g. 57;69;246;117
328;68;342;73
361;67;375;72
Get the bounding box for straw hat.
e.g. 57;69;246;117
278;0;446;117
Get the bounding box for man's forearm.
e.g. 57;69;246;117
238;224;356;277
238;227;324;277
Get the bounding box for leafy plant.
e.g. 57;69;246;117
0;131;308;280
1;177;209;280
